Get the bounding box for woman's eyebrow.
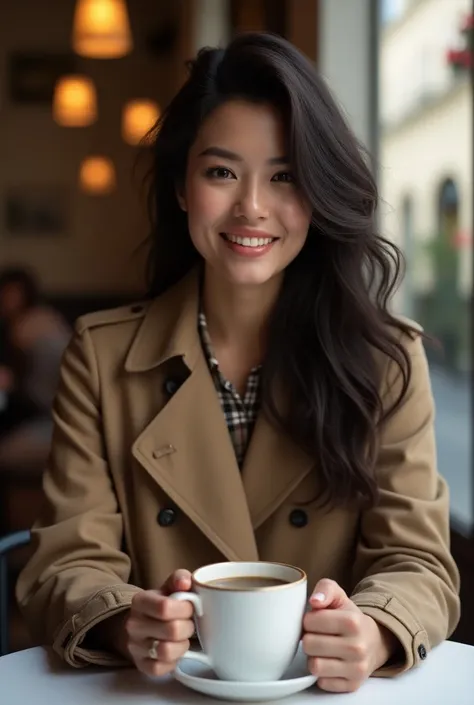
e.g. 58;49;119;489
198;146;289;165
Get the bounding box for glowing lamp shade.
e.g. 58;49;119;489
79;156;116;195
122;99;160;145
53;75;97;127
72;0;133;58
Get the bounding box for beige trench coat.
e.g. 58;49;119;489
16;269;460;674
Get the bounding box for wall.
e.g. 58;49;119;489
318;0;376;152
287;0;318;61
192;0;230;51
0;0;178;295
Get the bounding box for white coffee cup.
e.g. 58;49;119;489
170;561;308;682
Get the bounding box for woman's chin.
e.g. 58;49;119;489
210;260;283;289
224;270;280;289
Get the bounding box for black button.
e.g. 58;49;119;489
157;508;177;527
131;305;143;313
289;509;308;528
163;378;180;396
417;644;427;660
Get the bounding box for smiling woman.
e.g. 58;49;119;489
144;32;416;499
16;31;460;696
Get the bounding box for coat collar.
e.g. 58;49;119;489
124;267;202;373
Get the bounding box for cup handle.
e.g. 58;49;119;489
168;591;203;617
169;591;207;666
177;651;212;667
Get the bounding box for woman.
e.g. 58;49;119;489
17;33;459;694
0;268;40;427
0;268;70;464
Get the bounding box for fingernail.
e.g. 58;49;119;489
311;592;326;603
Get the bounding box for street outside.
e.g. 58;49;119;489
429;365;472;535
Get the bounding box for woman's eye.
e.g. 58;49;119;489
206;166;235;179
272;171;295;184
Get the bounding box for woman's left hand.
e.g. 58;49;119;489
303;578;399;693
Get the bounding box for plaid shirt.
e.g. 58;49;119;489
198;311;261;467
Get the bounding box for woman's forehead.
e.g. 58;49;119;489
190;100;288;162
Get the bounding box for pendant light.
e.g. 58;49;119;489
79;156;117;194
72;0;133;59
122;99;160;145
53;75;97;127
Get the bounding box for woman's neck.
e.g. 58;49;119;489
202;269;282;362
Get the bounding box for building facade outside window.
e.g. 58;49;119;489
378;0;472;534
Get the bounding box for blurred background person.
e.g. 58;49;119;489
0;267;71;466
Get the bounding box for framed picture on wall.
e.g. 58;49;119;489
3;186;69;237
8;52;77;104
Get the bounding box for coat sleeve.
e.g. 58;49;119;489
16;326;141;668
350;331;461;676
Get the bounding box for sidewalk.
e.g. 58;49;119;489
429;365;472;535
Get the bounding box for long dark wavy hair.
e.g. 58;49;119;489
145;32;420;508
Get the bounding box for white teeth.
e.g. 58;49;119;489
223;233;274;247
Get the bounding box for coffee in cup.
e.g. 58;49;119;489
205;576;289;589
170;561;307;682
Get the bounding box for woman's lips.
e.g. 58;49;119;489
220;232;278;257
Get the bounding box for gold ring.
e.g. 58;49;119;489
148;638;160;660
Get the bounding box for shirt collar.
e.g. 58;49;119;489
197;307;262;376
198;309;219;371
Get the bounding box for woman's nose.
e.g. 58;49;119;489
233;181;270;221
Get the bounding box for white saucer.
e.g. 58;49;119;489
173;643;317;702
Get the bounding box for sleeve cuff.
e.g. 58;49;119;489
350;591;431;676
53;584;142;668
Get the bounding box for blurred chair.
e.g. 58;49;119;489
0;461;44;538
0;530;31;657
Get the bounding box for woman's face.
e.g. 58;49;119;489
181;100;312;288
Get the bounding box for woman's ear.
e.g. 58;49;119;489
176;183;187;212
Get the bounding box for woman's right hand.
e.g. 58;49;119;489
125;569;195;676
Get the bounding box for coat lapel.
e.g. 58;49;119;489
129;268;259;562
132;353;259;562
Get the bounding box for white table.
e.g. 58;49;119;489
0;641;473;704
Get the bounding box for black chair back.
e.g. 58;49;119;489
0;530;31;656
